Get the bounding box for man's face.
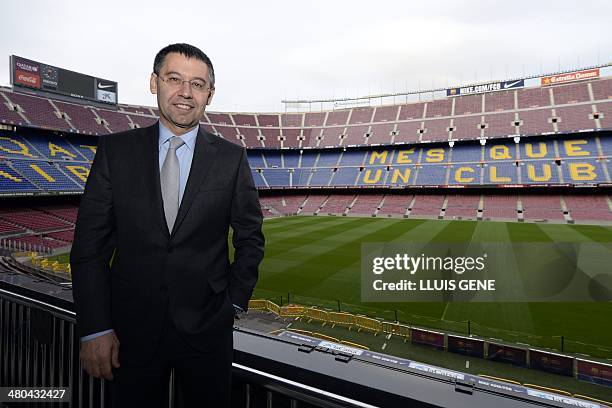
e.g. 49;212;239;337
150;52;215;135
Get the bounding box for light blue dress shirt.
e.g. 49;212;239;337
80;123;241;343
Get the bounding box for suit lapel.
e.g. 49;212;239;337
170;127;218;238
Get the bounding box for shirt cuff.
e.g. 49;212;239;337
81;329;114;343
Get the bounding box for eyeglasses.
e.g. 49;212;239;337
156;74;210;93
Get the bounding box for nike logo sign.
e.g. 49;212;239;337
503;80;521;89
98;83;115;89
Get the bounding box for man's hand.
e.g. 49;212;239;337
80;331;120;380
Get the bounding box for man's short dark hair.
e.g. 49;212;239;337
153;43;215;89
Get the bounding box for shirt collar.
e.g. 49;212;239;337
158;121;199;151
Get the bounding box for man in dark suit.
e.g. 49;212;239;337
70;43;264;407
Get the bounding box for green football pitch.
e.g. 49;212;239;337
245;216;612;359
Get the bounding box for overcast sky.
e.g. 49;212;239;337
1;0;610;112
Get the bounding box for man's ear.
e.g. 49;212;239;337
206;88;215;106
150;73;158;95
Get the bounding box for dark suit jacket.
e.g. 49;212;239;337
70;122;264;365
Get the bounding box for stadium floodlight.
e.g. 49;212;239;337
448;141;455;147
514;136;521;144
479;138;487;146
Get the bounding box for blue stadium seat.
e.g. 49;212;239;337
292;168;311;187
356;166;387;186
599;135;612;156
309;168;334;186
330;167;359;186
317;151;340;167
9;160;82;191
483;162;518;184
251;169;266;188
263;151;282;167
0;163;41;192
448;164;482;185
558;138;599;158
414;164;448;185
264;169;290;187
247;151;265;168
0;134;43;159
519;160;561;184
519;140;555;161
560;159;608;184
451;143;482;163
65;135;98;161
283;151;300;168
299;152;317;168
387;165;417;186
339;151;366;166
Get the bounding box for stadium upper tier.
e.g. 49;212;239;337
0;77;610;148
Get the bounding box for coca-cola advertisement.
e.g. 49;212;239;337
12;56;41;89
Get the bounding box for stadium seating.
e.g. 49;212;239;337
410;195;444;218
54;101;109;135
484;89;515;112
555;105;597;132
0;219;27;235
454;94;482;115
0;90;28;125
9;160;82;191
33;204;78;223
563;195;612;222
1;75;611;227
378;194;413;217
299;194;329;214
373;105;398;122
518;87;551;109
553;82;590;105
8;234;67;249
520;195;565;221
6;92;72;131
2;127;610;192
347;194;383;216
120;105;154;115
368;123;395;145
128;114;157;129
482;195;519;220
0;208;73;233
0;163;39;192
444;194;480;220
319;194;356;215
95;108;132;133
1;192;610;256
1;77;611;150
482;112;516;138
45;229;74;243
0;203;79;252
279;195;308;215
233;113;257;126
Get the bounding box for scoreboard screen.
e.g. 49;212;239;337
11;55;117;105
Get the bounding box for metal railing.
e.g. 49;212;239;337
0;281;374;408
